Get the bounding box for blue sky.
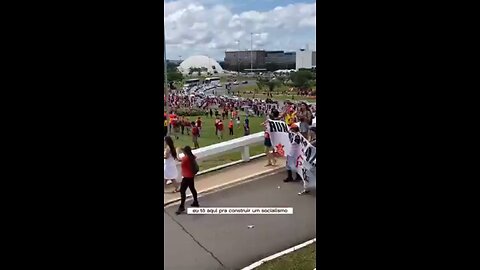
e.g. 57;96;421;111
200;0;316;13
164;0;316;60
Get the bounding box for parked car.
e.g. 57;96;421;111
242;81;248;84
233;81;239;85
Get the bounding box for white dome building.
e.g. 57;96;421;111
178;55;224;75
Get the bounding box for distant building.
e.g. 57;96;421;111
265;51;296;65
224;50;296;71
224;50;266;71
177;55;224;75
296;48;316;70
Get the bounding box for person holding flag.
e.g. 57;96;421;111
284;107;297;127
284;123;302;183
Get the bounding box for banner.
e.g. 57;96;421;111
267;120;316;188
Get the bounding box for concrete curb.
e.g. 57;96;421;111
241;238;316;270
164;166;283;207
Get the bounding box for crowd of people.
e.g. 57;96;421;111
164;87;317;203
261;101;316;195
163;90;316;146
164;91;281;116
163;112;253;149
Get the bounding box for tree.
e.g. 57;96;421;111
255;80;265;98
275;75;288;86
167;69;183;82
290;70;314;89
256;77;269;93
266;79;280;97
166;61;179;72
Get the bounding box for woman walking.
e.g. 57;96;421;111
164;136;180;193
176;146;199;215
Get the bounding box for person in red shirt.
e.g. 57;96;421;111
196;117;202;137
176;145;199;214
191;121;200;149
214;116;220;137
217;119;224;139
228;118;234;136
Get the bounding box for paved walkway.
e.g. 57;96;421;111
164;172;316;270
164;157;285;205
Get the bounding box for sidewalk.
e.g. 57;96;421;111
164;156;285;205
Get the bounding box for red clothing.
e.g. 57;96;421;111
192;126;199;136
217;121;224;131
181;155;196;178
196;119;202;127
228;121;233;128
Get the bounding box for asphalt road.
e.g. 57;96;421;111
164;172;316;270
209;80;256;96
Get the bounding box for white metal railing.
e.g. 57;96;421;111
173;131;264;181
170;120;307;180
178;131;264;162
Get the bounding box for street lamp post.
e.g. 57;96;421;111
164;29;170;136
250;32;253;73
250;33;261;74
235;40;240;73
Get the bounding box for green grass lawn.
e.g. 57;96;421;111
234;84;316;102
198;143;265;171
169;112;267;170
239;93;316;102
256;244;316;270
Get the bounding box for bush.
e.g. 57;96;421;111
175;108;205;116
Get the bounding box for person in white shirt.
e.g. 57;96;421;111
164;136;180;192
284;124;302;182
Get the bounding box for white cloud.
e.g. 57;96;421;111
164;0;316;60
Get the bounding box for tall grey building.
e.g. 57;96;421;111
265;51;296;65
224;50;266;70
224;50;296;70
